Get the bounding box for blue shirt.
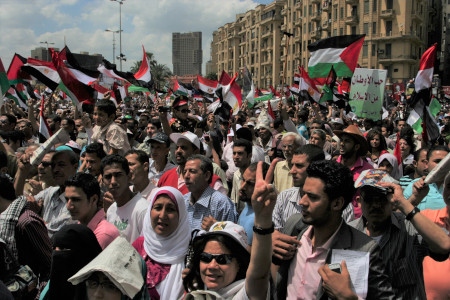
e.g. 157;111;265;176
238;204;255;245
403;178;445;210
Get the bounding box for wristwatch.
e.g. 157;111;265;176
406;207;420;221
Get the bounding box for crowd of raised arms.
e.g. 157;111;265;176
1;89;450;300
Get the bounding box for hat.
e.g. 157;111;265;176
354;169;398;193
333;125;369;156
255;109;261;114
148;132;170;147
245;121;255;127
331;135;340;143
196;221;249;252
65;140;82;153
331;118;344;125
255;122;271;131
172;95;189;108
170;131;200;149
68;237;144;299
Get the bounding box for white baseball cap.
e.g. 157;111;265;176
170;131;201;149
197;221;249;252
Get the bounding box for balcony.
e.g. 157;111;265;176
311;0;320;3
281;24;287;31
322;0;331;11
322;21;329;29
411;11;423;22
372;31;422;44
378;54;418;65
262;30;272;38
345;0;358;4
312;11;321;22
345;15;358;25
311;30;321;40
380;9;395;19
295;1;302;10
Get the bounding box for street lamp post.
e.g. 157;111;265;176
40;41;55;61
105;29;120;64
110;0;126;71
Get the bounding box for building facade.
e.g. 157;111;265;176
172;32;203;76
212;0;432;89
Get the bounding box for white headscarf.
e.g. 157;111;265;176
378;153;403;180
143;186;191;264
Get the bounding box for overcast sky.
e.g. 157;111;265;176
0;0;273;74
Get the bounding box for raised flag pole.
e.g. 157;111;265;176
281;31;294;102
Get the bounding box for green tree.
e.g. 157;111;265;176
152;63;173;90
205;72;218;81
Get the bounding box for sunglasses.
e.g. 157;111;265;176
40;161;52;167
199;252;234;265
178;109;190;113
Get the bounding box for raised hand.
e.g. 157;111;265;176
251;161;277;227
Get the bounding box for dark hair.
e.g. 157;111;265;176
183;234;250;292
246;161;270;179
150;119;162;129
273;118;283;129
0;130;24;144
100;154;130;175
293;144;325;162
65;173;101;200
381;119;394;135
62;118;75;128
297;108;309;123
1;113;17;125
306;160;355;210
427;145;450;160
310;119;325;130
0;150;7;169
0;173;16;201
48;114;61;123
186;154;213;184
399;127;416;154
95;99;116;117
124;149;150;165
366;129;387;152
413;146;429;161
233;139;252;156
85;142;107;159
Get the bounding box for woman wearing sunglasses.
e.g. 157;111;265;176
183;162;276;299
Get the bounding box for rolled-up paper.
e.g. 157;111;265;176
424;152;450;184
30;129;71;166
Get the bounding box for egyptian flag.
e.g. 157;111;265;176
22;58;60;91
197;75;218;95
134;45;152;85
98;59;140;86
39;95;52;142
406;43;440;145
308;34;365;79
218;70;242;115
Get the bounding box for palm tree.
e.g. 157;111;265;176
152;63;173;90
129;52;157;73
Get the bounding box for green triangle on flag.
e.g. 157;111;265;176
429;97;441;116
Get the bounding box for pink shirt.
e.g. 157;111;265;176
287;222;342;300
87;209;120;249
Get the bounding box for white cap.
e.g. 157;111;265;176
198;221;249;252
170;131;201;149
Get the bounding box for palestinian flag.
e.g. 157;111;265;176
320;66;337;103
172;80;189;96
197;75;218;95
7;54;30;84
0;58;9;98
245;82;255;108
406;43;440;145
134;45;152;83
39;95;52;142
307;34;365;79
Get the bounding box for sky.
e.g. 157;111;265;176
0;0;272;74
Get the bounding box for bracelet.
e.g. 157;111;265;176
253;223;275;235
405;207;420;221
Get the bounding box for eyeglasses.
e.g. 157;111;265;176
86;279;120;293
178;109;190;113
199;252;234;265
40;161;52;167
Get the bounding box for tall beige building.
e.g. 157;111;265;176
212;0;429;89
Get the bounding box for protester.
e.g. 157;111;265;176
367;128;388;165
376;152;403;180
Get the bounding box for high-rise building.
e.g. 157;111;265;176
31;47;60;62
172;32;203;76
212;0;433;89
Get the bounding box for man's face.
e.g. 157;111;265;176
257;127;271;140
239;167;256;203
175;139;195;166
232;146;251;169
309;122;321;134
125;153;148;185
17;122;32;137
147;123;159;137
150;142;169;161
381;126;389;137
126;120;137;134
444;117;450;126
75;119;84;132
61;119;73;132
183;159;209;194
413;149;428;177
290;153;309;187
102;163;130;199
52;153;77;186
309;133;325;148
85;153;102;177
47;118;60;132
397;120;406;132
359;190;392;227
299;177;333;227
281;136;298;161
174;105;189;120
138;115;149;128
0;116;13;132
38;153;54;182
65;186;98;225
339;134;358;158
427;150;449;174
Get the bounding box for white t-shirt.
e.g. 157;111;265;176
106;192;148;243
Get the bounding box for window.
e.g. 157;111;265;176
351;26;357;35
364;0;369;14
363;23;369;35
340;7;344;19
372;22;376;34
386;44;392;58
371;44;376;56
386;0;393;9
333;29;337;36
373;0;377;12
363;44;368;57
340;28;344;35
386;21;392;35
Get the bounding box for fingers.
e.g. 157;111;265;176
255;161;264;182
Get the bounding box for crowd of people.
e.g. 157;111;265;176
0;88;450;300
